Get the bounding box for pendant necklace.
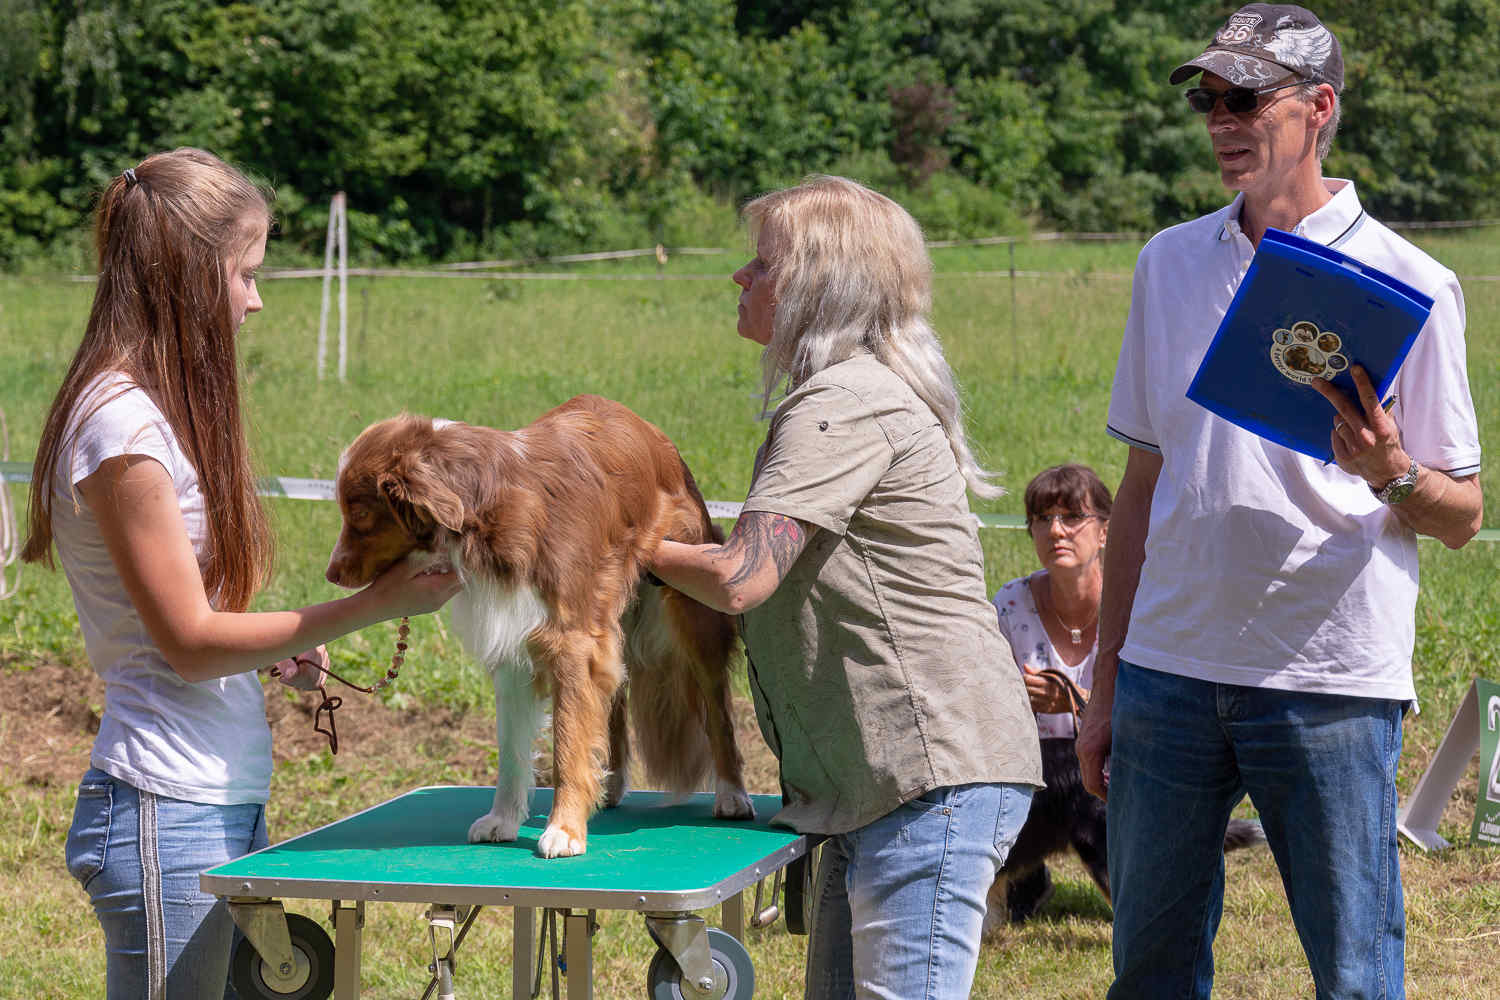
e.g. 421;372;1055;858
1046;587;1097;646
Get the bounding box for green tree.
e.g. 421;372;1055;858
3;0;1499;268
1320;0;1500;221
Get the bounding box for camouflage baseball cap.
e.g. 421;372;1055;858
1170;4;1343;92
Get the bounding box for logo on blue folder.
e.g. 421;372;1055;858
1269;321;1349;384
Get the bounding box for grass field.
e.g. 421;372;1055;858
2;232;1498;997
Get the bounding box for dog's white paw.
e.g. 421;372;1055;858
467;812;521;844
536;824;586;858
714;781;755;820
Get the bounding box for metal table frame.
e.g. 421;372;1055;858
202;785;808;999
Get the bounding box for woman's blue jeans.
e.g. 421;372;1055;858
803;781;1034;1000
1106;662;1406;1000
65;768;268;999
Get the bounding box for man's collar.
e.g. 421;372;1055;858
1216;180;1364;247
1295;179;1364;247
1217;194;1248;242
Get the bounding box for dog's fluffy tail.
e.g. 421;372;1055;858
629;659;715;795
624;584;739;796
1224;817;1268;852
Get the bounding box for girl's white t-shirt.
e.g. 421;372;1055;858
50;373;272;804
992;571;1096;739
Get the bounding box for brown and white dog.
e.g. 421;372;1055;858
325;394;754;857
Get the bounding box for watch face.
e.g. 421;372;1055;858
1384;480;1416;504
1377;461;1420;504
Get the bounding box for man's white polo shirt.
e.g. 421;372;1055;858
1107;180;1480;701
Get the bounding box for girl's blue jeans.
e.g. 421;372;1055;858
66;768;267;1000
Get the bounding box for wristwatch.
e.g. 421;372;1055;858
1372;460;1420;505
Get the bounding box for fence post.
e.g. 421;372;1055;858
1009;239;1018;385
338;194;349;381
317;192;348;381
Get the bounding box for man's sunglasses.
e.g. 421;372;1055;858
1185;79;1304;114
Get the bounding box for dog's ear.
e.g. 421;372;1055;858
378;461;466;538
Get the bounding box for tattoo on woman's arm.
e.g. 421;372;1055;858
723;513;807;588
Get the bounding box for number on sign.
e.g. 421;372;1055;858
1487;696;1500;803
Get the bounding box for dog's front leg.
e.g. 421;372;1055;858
536;638;618;859
468;660;542;844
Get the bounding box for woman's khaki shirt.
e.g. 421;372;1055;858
740;354;1042;835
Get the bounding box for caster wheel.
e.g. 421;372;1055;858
784;848;815;936
646;927;754;1000
229;912;335;1000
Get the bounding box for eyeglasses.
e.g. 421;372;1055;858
1027;513;1100;532
1185;79;1304;115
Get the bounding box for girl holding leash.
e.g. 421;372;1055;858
23;148;460;997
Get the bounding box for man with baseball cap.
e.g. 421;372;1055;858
1077;5;1482;997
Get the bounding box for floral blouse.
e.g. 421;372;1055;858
991;570;1096;739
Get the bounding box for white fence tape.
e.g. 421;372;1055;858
1;461;1035;532
10;460;1498;538
256;476;339;503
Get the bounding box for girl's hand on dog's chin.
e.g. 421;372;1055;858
362;559;463;620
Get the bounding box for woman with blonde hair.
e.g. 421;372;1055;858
650;175;1041;999
24;148;459;997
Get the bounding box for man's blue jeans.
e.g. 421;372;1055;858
1107;662;1406;1000
65;768;268;999
803;781;1034;1000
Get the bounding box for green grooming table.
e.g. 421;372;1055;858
202;785;808;1000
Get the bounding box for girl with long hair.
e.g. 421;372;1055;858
24;148;459;997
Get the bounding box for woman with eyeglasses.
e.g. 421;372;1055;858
987;464;1110;925
648;175;1042;999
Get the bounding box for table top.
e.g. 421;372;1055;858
201;786;806;911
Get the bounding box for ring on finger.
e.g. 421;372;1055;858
1335;421;1347;432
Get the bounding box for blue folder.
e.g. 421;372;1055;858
1185;227;1433;461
